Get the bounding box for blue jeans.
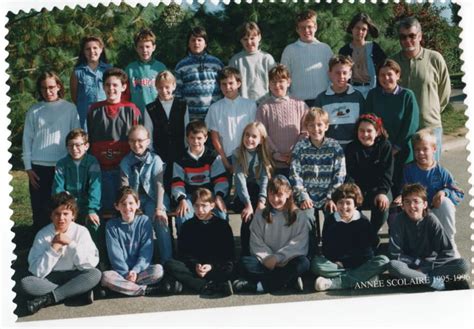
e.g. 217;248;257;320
240;255;309;292
101;169;120;215
174;197;227;234
140;193;173;264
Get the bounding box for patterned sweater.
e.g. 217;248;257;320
290;137;346;208
174;52;224;121
171;147;229;202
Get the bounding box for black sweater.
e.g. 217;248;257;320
345;138;393;197
322;212;376;269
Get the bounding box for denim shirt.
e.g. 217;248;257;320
120;150;165;202
74;61;112;128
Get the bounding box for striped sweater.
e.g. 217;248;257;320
290;137;346;208
174;52;224;121
171;147;229;202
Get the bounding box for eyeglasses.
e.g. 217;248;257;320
41;85;58;92
67;142;85;148
399;33;418;40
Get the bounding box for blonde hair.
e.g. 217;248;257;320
235;122;273;179
412;128;437;148
128;124;150;139
304;107;329;126
155;70;176;87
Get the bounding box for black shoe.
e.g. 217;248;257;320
94;286;108;299
232;279;257;293
220;280;233;297
26;293;54;314
84;289;94;304
294;277;304;293
145;279;183;296
200;281;219;296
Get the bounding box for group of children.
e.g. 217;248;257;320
20;9;469;315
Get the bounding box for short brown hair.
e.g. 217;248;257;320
187;26;208;52
36;71;65;101
296;9;317;25
191;188;215;204
186;120;208;137
50;192;78;219
268;64;291;82
331;183;364;207
377;59;401;76
401;183;428;203
66;128;88;146
103;67;128;86
328;55;353;71
134;28;156;45
238;22;261;40
218;67;241;84
304;107;329;127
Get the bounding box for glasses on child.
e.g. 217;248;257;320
67;142;85;148
41;85;58;92
399;33;418;40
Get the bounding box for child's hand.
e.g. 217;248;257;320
393;195;402;207
263;255;278;270
155;209;168;225
324;199;337;213
126;271;137;282
256;201;265;210
374;194;390;211
215;195;227;213
195;263;210;278
432;191;445;209
52;232;71;246
300;198;313;210
26;169;40;190
176;199;190;217
86;213;100;226
241;204;254;223
200;264;212;277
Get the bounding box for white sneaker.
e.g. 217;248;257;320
430;277;446;291
314;277;333;291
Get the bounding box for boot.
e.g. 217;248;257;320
26;292;55;314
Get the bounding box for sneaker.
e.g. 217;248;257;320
314;277;333;292
232;279;257;293
26;293;54;315
294;277;304;292
146;279;183;296
430;277;446;291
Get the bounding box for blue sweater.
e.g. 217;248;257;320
402;162;464;206
174;52;224;121
105;214;154;276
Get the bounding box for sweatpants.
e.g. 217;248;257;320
101;264;163;296
21;268;101;302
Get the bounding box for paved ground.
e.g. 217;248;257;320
13;134;473;323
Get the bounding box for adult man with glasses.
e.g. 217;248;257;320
391;16;451;160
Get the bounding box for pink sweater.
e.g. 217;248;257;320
256;96;308;168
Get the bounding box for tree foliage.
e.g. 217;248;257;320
6;1;462;165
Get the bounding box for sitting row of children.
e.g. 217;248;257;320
21;177;468;315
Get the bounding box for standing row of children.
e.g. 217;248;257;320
20;8;469;314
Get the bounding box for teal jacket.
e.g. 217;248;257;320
52;154;102;215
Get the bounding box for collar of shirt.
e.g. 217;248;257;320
334;210;361;223
187;148;205;160
271;95;290;102
325;84;355;96
381;85;402;95
296;39;318;46
223;96;242;105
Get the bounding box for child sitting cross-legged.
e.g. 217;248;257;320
101;186;182;297
312;183;389;291
233;175;310;294
21;192;101;314
164;188;235;297
388;183;469;291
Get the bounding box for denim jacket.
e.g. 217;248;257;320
120;150;165;203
